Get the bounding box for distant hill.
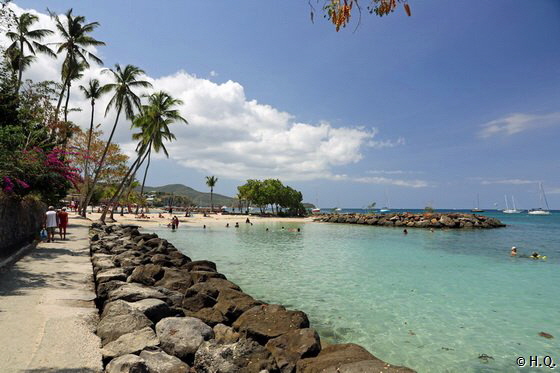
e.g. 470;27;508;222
142;184;235;207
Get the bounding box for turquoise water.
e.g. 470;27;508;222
152;211;560;372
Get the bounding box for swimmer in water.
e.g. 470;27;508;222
531;252;540;259
510;246;517;257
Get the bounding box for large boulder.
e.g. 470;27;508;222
101;327;160;360
105;354;149;373
156;317;214;361
296;343;415;373
97;308;153;345
139;349;190;373
232;304;309;343
96;267;128;284
181;282;221;312
107;283;168;303
184;260;217;272
214;288;262;322
265;328;321;373
129;298;178;323
213;323;240;344
128;264;164;286
188;307;227;326
155;268;194;293
193;338;278;373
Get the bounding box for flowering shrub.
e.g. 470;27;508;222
1;146;82;205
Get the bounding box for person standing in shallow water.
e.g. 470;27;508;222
44;206;59;242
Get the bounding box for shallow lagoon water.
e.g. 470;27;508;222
154;211;560;372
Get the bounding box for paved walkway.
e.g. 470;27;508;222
0;216;102;373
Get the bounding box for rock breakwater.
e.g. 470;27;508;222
315;212;505;229
90;223;416;372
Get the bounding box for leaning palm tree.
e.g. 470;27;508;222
83;64;151;221
5;12;56;93
206;176;218;212
49;8;105;120
78;78;108;216
99;91;187;222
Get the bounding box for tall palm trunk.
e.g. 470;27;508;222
55;72;72;120
64;81;71;122
82;107;122;216
16;39;24;93
100;145;150;223
80;99;96;217
210;187;214;212
136;143;152;214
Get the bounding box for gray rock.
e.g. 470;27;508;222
130;298;178;323
96;267;128;284
107;283;168;303
139;349;190;373
213;323;240;344
296;343;415;373
105;354;149;373
193;338;278;373
97;308;153;345
185;260;217;272
265;328;321;373
232;304;309;343
128;264;164;286
154;268;193;293
156;316;214;360
214;288;262;322
101;327;160;359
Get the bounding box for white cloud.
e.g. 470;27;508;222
365;170;424;175
368;136;406;148
479;179;536;185
478;112;560;138
548;187;560;195
209;70;218;77
3;4;424;186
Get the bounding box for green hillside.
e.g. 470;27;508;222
141;184;235;207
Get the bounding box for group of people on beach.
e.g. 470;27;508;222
43;206;69;242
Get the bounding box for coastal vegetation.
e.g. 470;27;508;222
237;179;305;216
0;5;190;223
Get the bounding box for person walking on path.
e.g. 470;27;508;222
44;206;59;243
57;207;69;240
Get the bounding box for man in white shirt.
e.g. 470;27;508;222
44;206;59;243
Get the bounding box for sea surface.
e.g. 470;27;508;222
152;210;560;372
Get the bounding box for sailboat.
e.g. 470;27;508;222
503;195;522;214
379;190;391;213
471;194;484;213
528;183;552;215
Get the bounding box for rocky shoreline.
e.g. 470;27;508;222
314;212;505;229
90;223;415;372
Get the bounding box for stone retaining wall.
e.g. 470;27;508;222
0;195;45;257
90;223;416;373
315;212;505;229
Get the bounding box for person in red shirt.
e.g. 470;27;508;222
58;207;69;240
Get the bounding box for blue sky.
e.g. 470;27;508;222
6;1;560;209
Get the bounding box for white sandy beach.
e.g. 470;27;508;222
82;210;314;230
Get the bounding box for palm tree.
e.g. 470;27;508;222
206;176;218;212
50;8;105;120
99;91;187;222
133;91;188;211
5;12;56;93
78;78;108;216
83;64;152;219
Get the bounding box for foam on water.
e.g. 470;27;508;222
154;212;560;372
